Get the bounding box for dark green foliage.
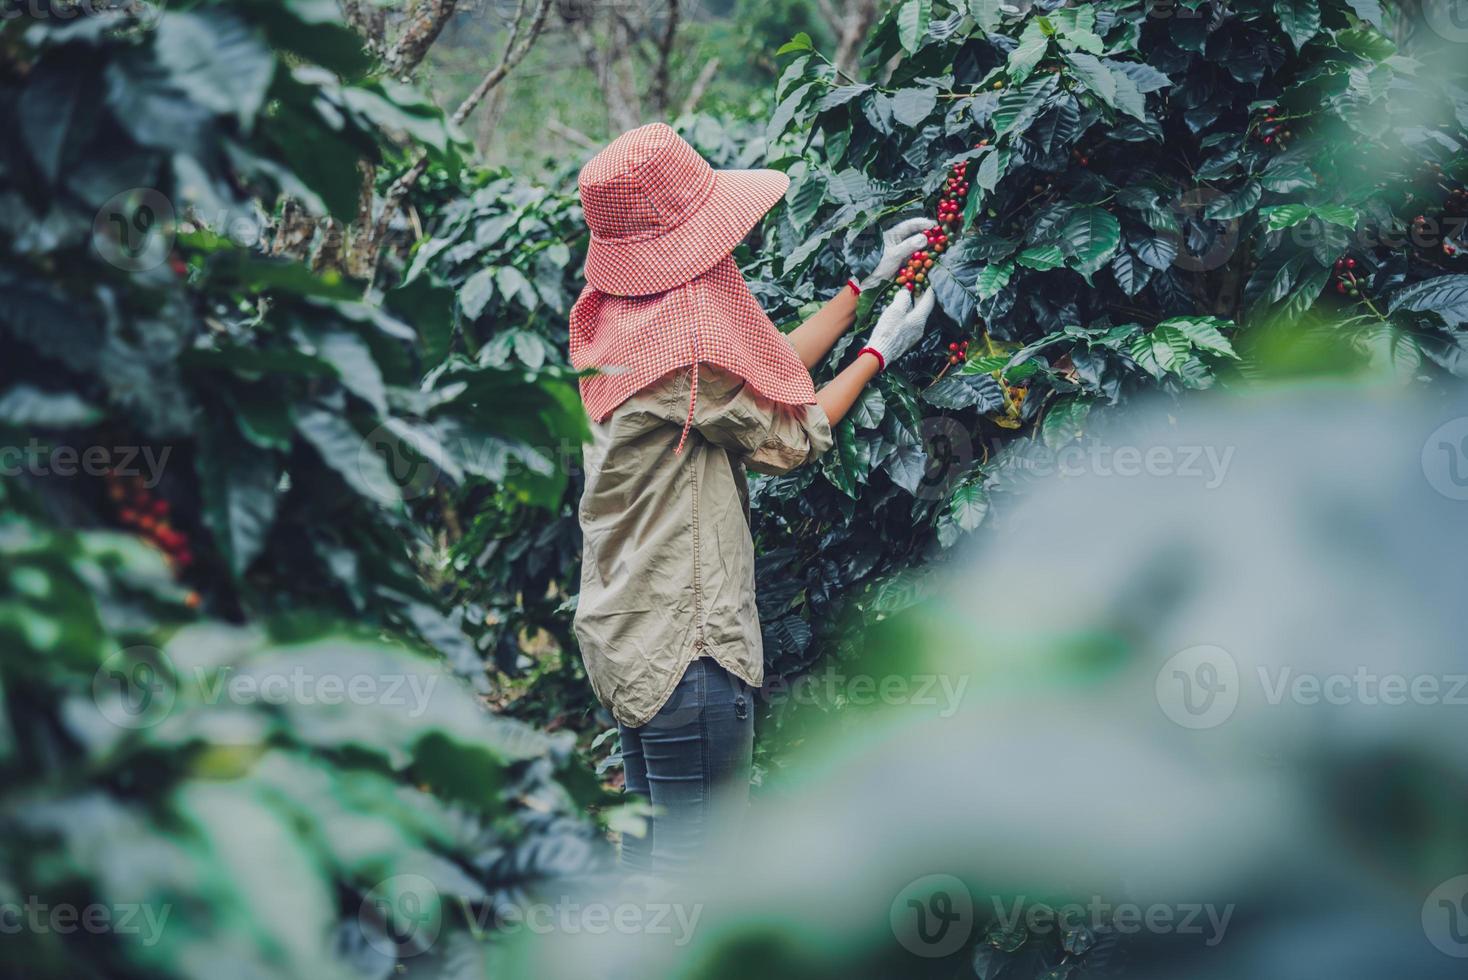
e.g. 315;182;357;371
0;3;604;976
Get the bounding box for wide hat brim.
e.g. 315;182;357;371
583;168;790;297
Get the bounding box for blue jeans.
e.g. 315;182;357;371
618;657;753;875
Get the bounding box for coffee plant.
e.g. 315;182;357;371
748;0;1468;719
0;2;605;976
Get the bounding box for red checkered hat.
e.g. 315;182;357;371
569;256;816;453
578;122;790;296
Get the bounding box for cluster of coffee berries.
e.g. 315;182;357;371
1072;146;1091;167
946;339;970;366
1256;105;1291;147
1332;256;1363;296
106;470;193;569
897;247;936;293
937;159;969;231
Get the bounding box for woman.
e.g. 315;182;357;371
569;123;936;874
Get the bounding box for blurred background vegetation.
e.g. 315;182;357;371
3;0;1468;976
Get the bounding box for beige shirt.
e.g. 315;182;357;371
573;363;833;727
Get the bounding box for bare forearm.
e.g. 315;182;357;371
786;286;858;369
816;351;881;426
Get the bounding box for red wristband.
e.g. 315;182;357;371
858;346;885;372
846;278;861;296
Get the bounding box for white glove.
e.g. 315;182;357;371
863;288;936;368
857;217;935;291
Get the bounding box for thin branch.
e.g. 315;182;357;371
365;0;554;284
385;0;460;79
547;117;599;150
679;56;720;116
450;0;552;127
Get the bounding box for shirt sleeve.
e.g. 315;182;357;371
681;365;833;476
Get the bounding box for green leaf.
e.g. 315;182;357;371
460;267;496;318
1204;181;1261;220
1109;249;1150;296
768;81;816;140
821;418;864;499
1108;63;1147;120
852;386;886;429
316;330;387;414
19;60;91;184
154;12;275;129
897;0;933;55
496;266;536;309
1161;316;1239;358
1063;52;1117;108
816;84;872;112
1275;0;1321;50
1259;157;1316;193
921;372;1004;410
1335;25;1395;61
1042;396;1092;449
1149;324;1192;372
788;172;827;232
889;87;938;127
295;408;400;506
992;73;1059;136
0;386;101;427
1008;20;1050;82
975;146;1008;192
1278;266;1330;322
1111;61;1172;94
1259;204;1314;231
1017;245;1066;270
197;423;281;578
1059;207;1121;277
947;481;990;532
1389;275;1468;329
776;32;814;55
977;261;1014;299
1312;204;1358;229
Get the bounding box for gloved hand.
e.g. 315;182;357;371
861;287;936;370
857;217;936;291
